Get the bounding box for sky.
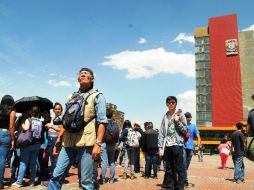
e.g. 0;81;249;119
1;0;254;129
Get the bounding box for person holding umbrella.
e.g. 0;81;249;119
0;95;15;189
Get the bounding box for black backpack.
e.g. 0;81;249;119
105;121;119;143
62;89;99;133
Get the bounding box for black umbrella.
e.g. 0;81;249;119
14;96;53;113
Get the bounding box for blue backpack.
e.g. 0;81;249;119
105;121;119;143
62;89;98;133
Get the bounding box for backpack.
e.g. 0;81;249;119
30;118;43;139
127;128;141;147
62;89;99;133
184;128;190;143
105;121;119;143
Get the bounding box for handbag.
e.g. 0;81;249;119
16;119;33;148
246;137;254;162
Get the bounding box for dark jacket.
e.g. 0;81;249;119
142;128;159;154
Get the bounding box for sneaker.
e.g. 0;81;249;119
99;178;106;184
184;182;192;188
109;179;114;184
233;179;241;184
94;181;100;189
122;172;127;179
11;182;21;188
41;181;48;187
130;174;135;180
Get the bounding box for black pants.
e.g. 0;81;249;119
38;148;50;181
164;146;184;190
134;147;140;173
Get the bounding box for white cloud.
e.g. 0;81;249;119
138;37;147;44
173;33;194;44
101;47;195;79
241;24;254;31
176;90;196;120
48;80;71;87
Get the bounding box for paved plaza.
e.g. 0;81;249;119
3;154;254;190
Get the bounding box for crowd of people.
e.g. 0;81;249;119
0;67;253;190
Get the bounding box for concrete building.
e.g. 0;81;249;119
106;103;124;130
195;14;254;127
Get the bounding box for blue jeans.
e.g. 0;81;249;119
233;156;245;181
125;148;135;175
48;136;58;175
100;143;116;180
48;146;94;190
16;143;40;184
183;148;193;183
0;129;10;185
10;148;20;178
145;153;158;177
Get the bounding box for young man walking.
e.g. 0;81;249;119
183;112;201;188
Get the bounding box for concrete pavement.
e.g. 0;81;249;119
3;154;254;190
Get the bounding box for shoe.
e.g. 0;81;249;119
184;182;192;188
94;181;100;189
11;182;21;188
130;174;135;180
109;179;114;184
233;179;241;184
122;172;127;179
241;179;245;183
153;175;158;179
99;178;106;184
41;181;48;187
29;182;35;187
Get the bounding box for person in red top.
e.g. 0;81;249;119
218;138;230;169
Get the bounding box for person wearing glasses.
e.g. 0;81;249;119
158;96;187;190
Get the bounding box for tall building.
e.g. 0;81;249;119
195;14;254;127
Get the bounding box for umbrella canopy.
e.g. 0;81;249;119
14;96;53;113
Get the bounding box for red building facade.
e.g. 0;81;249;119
208;14;243;126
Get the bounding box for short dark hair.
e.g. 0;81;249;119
148;122;153;129
236;122;243;130
166;96;177;104
106;108;113;119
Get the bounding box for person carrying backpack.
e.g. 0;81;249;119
126;122;141;179
12;106;44;188
119;120;132;179
48;67;107;190
100;108;119;184
158;96;187;190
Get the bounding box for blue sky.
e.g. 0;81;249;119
1;0;254;129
